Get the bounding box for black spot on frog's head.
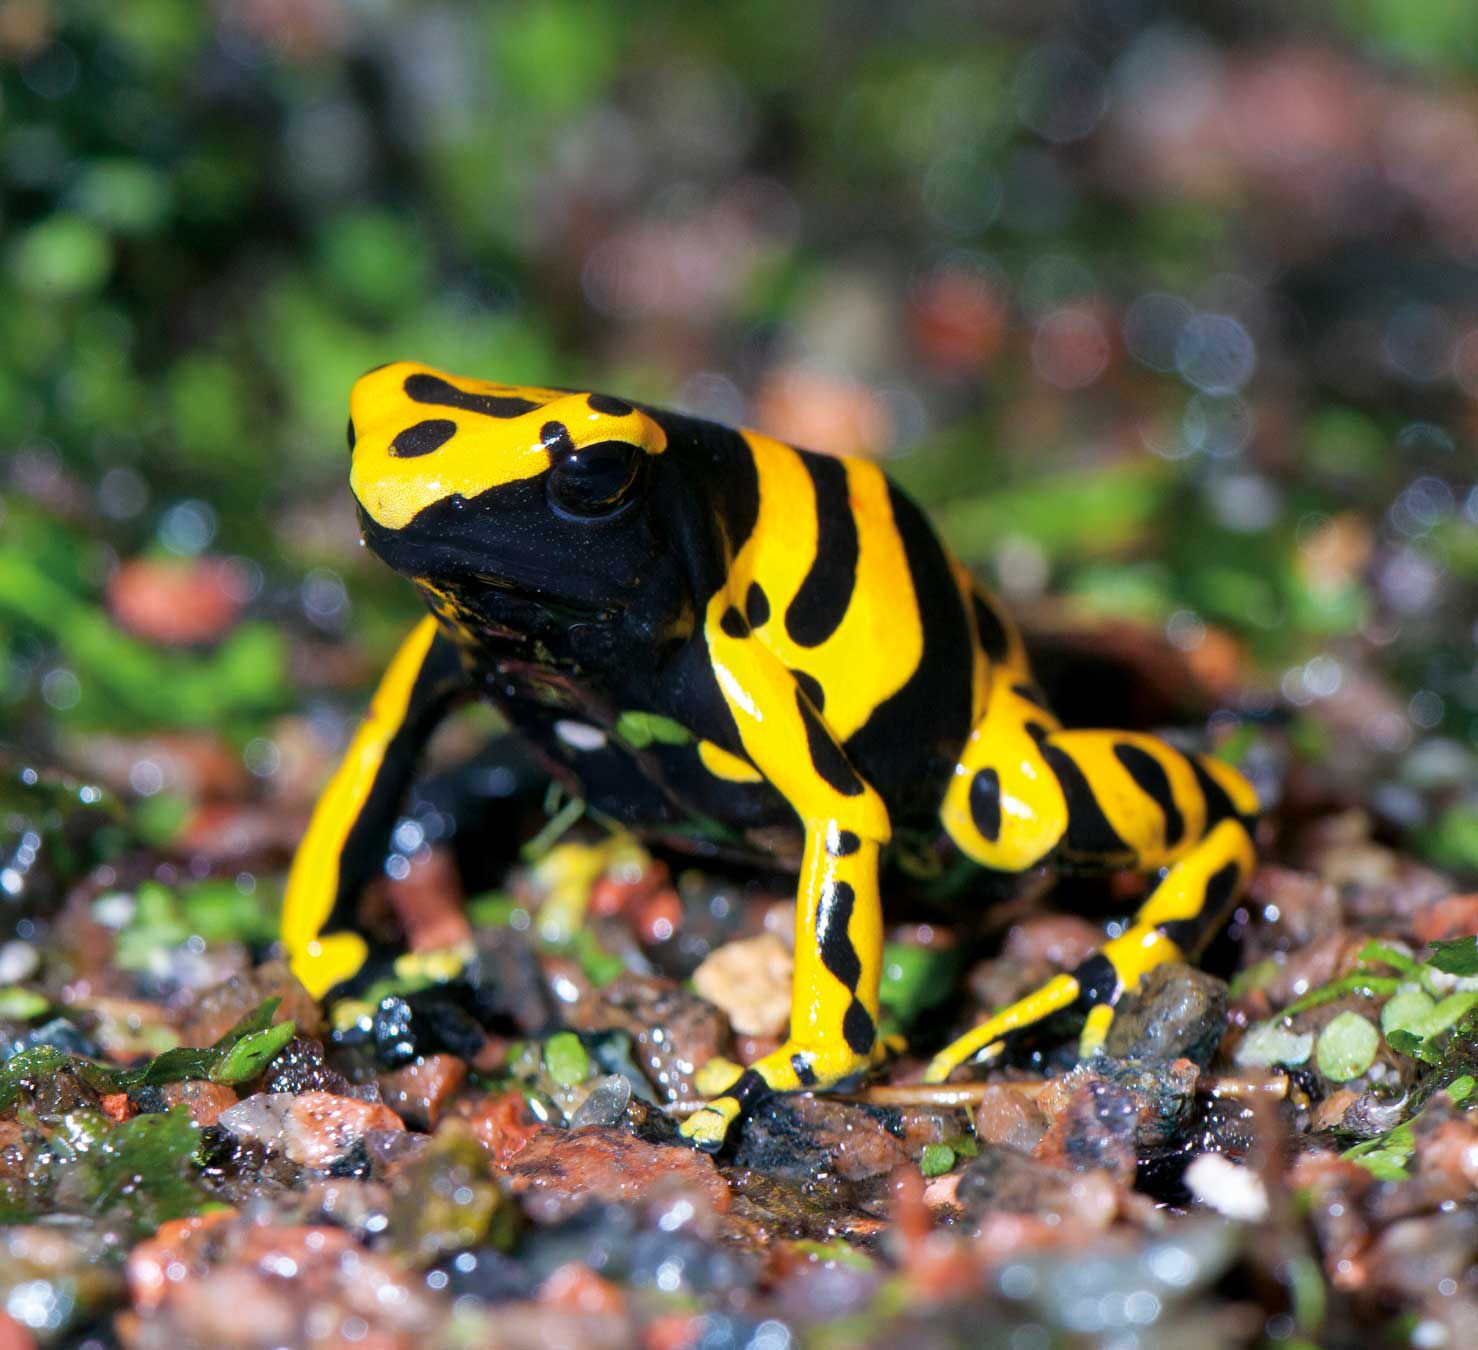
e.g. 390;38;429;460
349;363;679;622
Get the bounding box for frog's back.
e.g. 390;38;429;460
651;411;987;829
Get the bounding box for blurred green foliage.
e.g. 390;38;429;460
0;1;1473;865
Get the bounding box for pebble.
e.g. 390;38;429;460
504;1127;730;1224
218;1092;405;1169
691;933;793;1037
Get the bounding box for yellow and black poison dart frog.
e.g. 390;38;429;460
284;362;1260;1151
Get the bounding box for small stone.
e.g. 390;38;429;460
1184;1154;1269;1221
386;1124;517;1264
691;933;794;1038
973;1085;1049;1153
219;1091;404;1169
259;1037;357;1097
378;1053;468;1130
569;1074;632;1129
505;1127;730;1224
160;1080;238;1127
1032;1078;1139;1184
180;962;322;1047
458;1091;543;1166
561;973;731;1103
1104;962;1228;1067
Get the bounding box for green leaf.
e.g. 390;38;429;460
1380;987;1436;1037
544;1032;590;1087
1234;1020;1314;1069
211;1020;297;1084
919;1142;956;1177
615;710;693;748
211;997;283;1053
0;1045;73;1110
1446;1075;1475;1104
879;943;962;1026
1427;938;1478;977
791;1239;876;1271
570;929;624;987
1357;941;1419;976
1283;973;1400;1018
1316;1012;1380;1082
9;216;113;298
90;1107;213;1233
0;988;50;1020
1384;1028;1439;1064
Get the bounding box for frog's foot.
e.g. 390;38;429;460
922;972;1084;1083
680;1038;891;1152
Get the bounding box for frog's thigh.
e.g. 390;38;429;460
940;667;1067;871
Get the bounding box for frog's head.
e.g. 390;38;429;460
348;362;671;616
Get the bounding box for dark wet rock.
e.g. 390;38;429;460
560;973;730;1104
371;988;486;1068
465;927;557;1034
504;1126;730;1224
431;1245;536;1303
614;1094;684;1146
1135;1095;1259;1203
9;1063;103;1120
260;1036;359;1098
733;1094;961;1181
18;1017;102;1060
721;1168;888;1245
1038;1060;1201;1152
1104;963;1228;1067
1032;1077;1139;1183
512;1201;759;1295
378;1053;468;1129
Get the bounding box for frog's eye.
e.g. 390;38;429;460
546;439;643;519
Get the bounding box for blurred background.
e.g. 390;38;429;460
1;0;1475;885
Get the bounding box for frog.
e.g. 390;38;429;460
283;361;1260;1151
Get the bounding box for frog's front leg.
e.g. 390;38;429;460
283;615;470;998
679;609;892;1151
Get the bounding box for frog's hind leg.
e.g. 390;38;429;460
933;684;1258;1081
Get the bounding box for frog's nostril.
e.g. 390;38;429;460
347;418;356;453
390;418;457;458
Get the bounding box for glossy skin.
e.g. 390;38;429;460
284;362;1260;1150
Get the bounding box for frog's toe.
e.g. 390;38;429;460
692;1055;746;1099
679;1097;741;1153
